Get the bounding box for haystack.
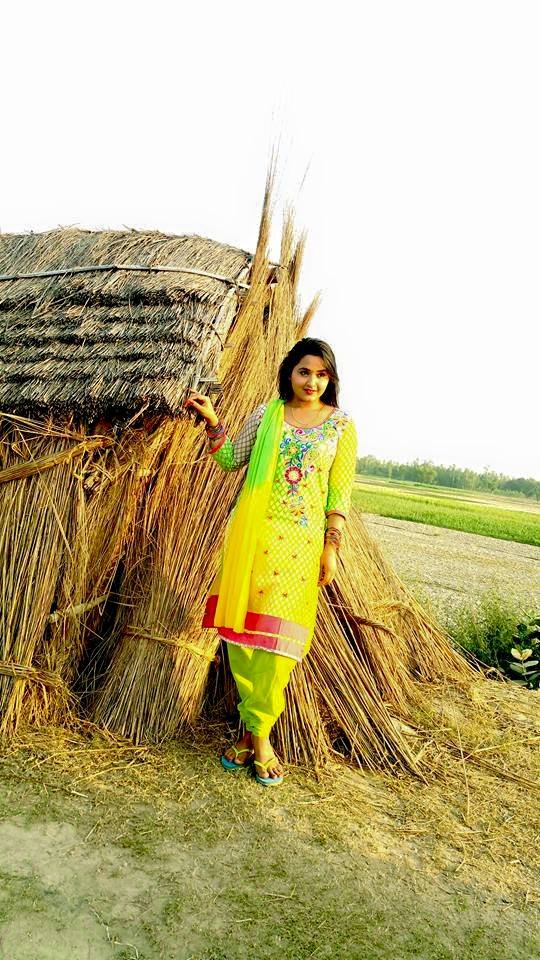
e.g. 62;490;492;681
0;176;478;774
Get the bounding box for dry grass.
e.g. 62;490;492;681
1;678;538;909
0;164;506;786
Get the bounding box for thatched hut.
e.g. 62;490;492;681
0;182;476;774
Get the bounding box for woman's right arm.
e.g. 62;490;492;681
206;405;266;471
184;390;266;472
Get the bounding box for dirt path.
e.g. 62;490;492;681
362;513;540;622
1;710;539;960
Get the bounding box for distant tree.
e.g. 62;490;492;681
356;455;539;499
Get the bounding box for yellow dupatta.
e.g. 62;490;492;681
213;397;284;634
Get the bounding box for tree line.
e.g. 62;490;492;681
357;455;540;500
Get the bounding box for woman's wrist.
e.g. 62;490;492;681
205;418;223;437
324;527;342;551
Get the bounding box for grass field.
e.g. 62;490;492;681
353;477;540;547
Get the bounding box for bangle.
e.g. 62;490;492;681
324;528;342;551
208;435;227;455
205;420;225;439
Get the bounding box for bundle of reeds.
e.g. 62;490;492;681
0;413;174;736
90;175;476;775
0;417;88;733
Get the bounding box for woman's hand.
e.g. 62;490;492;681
318;543;337;587
184;389;219;426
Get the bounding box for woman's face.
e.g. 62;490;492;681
289;354;331;403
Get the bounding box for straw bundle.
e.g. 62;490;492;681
89;176;476;775
0;171;479;776
0;413;175;735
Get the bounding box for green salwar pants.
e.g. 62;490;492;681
226;641;297;737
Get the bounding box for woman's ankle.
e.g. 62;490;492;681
251;733;271;748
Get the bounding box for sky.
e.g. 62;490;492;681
1;1;539;480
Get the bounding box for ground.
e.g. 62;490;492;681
363;512;540;623
0;679;539;960
1;503;539;959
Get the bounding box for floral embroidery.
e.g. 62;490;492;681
278;414;345;527
284;465;302;487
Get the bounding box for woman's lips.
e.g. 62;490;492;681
304;388;316;394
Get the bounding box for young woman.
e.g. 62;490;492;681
184;337;358;786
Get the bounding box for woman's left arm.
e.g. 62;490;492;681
319;417;358;587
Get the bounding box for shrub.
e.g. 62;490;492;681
447;591;524;670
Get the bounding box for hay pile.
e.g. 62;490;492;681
0;173;488;777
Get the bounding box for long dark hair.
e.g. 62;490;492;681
277;338;340;407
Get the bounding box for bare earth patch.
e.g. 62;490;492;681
0;699;539;960
362;513;540;622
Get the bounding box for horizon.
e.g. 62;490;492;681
356;451;538;485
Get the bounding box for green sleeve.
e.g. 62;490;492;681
208;404;266;472
325;417;358;519
209;436;236;470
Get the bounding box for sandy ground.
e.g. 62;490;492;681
362;513;540;623
1;711;539;960
1;517;539;959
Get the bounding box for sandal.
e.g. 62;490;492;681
220;745;254;771
254;755;284;786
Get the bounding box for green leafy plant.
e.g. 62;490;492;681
507;616;540;689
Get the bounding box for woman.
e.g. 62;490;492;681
184;337;358;786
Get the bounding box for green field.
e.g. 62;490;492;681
353;477;540;547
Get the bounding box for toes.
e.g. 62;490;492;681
266;764;283;779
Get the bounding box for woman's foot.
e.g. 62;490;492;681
252;734;284;780
222;730;253;766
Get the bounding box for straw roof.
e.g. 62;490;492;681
0;228;252;419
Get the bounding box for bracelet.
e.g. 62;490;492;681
205;420;225;439
208;435;227;455
324;528;342;551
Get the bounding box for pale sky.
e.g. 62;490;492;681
2;1;539;479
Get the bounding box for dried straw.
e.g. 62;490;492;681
89;173;476;776
0;169;486;779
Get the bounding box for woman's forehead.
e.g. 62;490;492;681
295;354;327;369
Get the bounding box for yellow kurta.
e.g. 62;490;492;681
202;403;358;662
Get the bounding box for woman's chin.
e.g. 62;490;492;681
292;392;319;403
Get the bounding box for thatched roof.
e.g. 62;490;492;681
0;228;253;419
